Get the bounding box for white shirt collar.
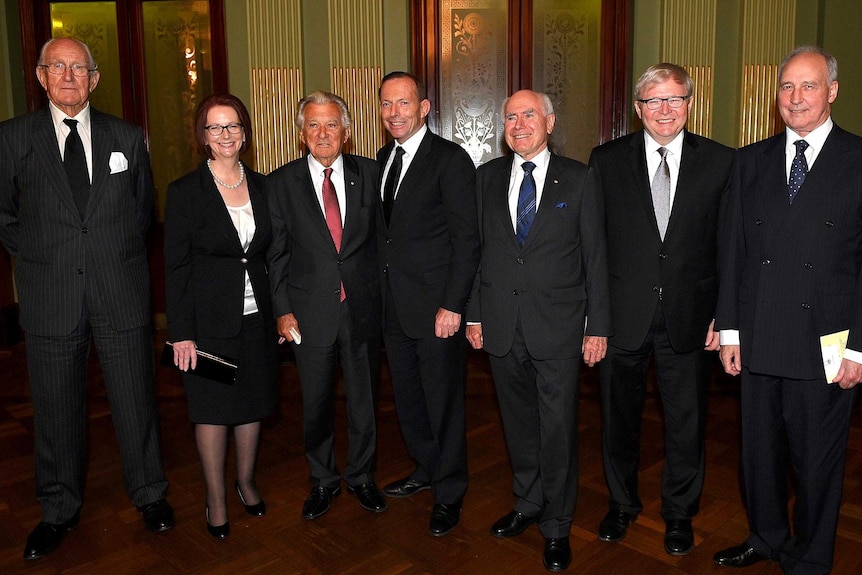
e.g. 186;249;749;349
513;146;551;173
785;117;833;155
306;152;344;177
394;124;428;157
643;129;685;158
48;101;91;133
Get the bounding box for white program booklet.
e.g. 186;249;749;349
820;329;849;383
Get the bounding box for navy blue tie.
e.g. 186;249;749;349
516;161;537;246
788;139;809;204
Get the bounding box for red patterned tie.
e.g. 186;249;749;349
323;168;345;301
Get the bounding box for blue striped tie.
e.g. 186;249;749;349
516;161;537;246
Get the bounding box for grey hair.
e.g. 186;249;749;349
634;63;693;100
500;91;555;119
38;37;97;70
778;45;838;84
295;91;352;130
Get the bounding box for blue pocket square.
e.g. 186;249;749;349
555;202;568;208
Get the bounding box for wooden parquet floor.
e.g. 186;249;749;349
1;333;862;574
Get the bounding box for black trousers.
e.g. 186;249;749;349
26;299;167;524
383;288;467;505
741;367;856;575
599;301;710;520
489;320;581;539
293;299;380;488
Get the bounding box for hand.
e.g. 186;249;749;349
832;358;862;389
434;308;462;339
466;324;484;349
582;336;607;367
172;339;197;371
720;344;741;376
704;319;720;351
277;313;300;343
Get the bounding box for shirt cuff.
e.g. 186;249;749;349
843;347;862;365
719;329;740;346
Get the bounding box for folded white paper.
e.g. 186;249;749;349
821;329;849;383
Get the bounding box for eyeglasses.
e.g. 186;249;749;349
205;123;244;136
38;62;97;77
636;96;690;110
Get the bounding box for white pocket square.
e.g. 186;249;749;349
109;151;128;174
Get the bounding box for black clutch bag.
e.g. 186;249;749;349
161;341;238;385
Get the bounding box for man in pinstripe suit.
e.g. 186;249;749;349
0;38;174;561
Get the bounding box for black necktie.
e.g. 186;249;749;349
63;118;90;217
383;146;405;225
788;139;809;204
516;161;537;246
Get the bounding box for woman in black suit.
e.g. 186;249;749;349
164;94;278;539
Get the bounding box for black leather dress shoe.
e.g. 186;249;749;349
490;510;537;538
235;481;266;517
382;477;431;498
543;537;572;572
137;499;175;532
664;519;694;555
206;507;230;540
347;482;388;512
23;512;80;560
714;543;768;568
598;510;635;542
301;484;341;519
429;502;461;536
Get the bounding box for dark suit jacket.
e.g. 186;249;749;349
466;153;611;359
267;153;381;346
377;130;479;338
164;163;273;342
589;130;734;352
0;108;154;336
716;124;862;379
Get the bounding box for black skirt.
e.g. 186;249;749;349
183;312;279;425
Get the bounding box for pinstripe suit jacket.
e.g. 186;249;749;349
716;124;862;379
0;107;154;336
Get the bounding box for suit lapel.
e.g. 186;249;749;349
86;110;112;218
625;134;660;239
523;154;563;247
486;157;516;247
32;110;80;217
388;130;434;225
296;159;339;251
667;131;700;239
341;154;362;254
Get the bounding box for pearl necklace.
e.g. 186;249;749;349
207;159;245;189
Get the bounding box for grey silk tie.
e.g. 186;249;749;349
652;147;670;240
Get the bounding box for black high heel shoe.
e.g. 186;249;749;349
235;480;266;517
206;507;230;539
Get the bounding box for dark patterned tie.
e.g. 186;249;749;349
516;161;537;246
322;167;345;302
383;146;405;226
788;139;809;204
652;147;670;240
63;118;90;218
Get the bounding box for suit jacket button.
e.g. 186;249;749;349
658;253;667;259
803;262;813;269
337;259;343;265
512;290;518;295
762;259;770;266
240;258;248;264
517;258;524;264
801;302;811;309
386;238;392;243
77;268;84;275
755;219;763;225
334;289;341;294
825;220;834;227
81;227;88;233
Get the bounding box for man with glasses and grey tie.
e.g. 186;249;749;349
588;63;733;556
714;46;862;574
465;89;611;572
0;38;174;561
